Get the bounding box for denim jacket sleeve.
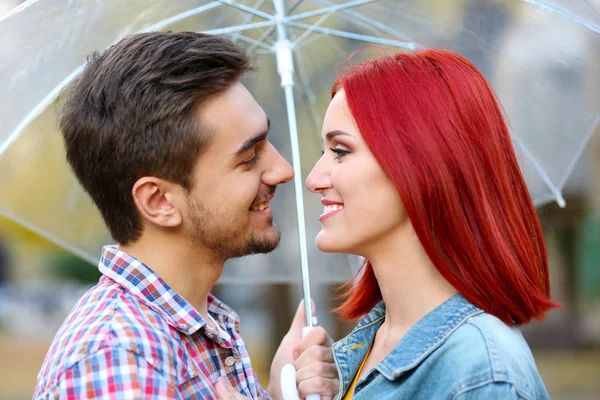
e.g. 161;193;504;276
454;382;526;400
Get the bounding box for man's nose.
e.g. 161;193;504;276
262;143;294;186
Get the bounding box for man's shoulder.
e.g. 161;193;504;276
37;280;186;388
45;281;120;365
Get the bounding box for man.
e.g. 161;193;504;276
34;32;338;399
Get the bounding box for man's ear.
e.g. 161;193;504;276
132;177;183;228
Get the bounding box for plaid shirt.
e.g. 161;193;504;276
34;246;270;399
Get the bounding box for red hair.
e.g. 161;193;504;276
334;50;559;326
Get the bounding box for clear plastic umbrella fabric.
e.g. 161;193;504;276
1;0;599;284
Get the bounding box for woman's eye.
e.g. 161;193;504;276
330;147;350;161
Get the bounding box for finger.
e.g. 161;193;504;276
294;345;334;371
215;379;235;400
295;360;338;383
297;376;340;398
293;327;332;359
215;377;247;400
289;299;316;333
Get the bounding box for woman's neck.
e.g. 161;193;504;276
364;226;457;343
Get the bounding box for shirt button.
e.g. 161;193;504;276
225;356;236;367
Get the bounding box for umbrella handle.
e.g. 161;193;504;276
280;326;321;400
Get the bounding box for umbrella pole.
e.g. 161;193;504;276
274;3;322;399
273;0;313;329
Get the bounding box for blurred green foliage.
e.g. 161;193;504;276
46;253;100;284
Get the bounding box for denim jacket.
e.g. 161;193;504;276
332;294;549;399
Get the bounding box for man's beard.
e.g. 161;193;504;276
186;196;280;261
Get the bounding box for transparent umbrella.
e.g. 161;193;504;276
1;0;599;302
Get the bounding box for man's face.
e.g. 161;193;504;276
183;82;294;261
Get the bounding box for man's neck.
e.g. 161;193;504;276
120;235;224;323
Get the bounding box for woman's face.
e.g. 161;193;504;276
306;90;408;256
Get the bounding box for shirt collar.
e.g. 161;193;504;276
336;293;482;382
377;293;483;380
98;245;224;336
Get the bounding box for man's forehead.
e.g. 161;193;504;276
197;83;268;143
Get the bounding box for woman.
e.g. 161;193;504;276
305;50;558;399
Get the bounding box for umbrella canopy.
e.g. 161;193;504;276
1;0;599;286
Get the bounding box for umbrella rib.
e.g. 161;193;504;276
287;0;380;22
231;33;274;51
512;135;566;207
0;66;84;158
139;2;223;33
248;25;278;53
232;0;268;44
285;21;417;49
312;0;417;44
286;0;306;15
215;0;274;20
1;2;229;158
323;34;351;57
557;114;600;192
294;52;325;146
519;0;600;34
585;0;600;15
0;0;39;22
295;33;325;48
0;209;99;266
202;20;275;35
286;29;323;136
293;14;332;46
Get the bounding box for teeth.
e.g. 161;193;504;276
323;204;344;214
250;202;269;211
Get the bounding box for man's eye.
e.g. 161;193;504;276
242;155;259;168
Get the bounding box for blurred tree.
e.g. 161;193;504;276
577;214;600;303
46;252;100;284
0;236;8;285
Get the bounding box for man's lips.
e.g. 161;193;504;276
250;194;275;212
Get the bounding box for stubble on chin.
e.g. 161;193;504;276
190;213;281;260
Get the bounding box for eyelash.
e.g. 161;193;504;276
243;155;260;168
330;147;350;161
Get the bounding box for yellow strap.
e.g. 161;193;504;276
342;344;373;400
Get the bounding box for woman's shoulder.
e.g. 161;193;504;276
451;312;535;367
432;312;549;399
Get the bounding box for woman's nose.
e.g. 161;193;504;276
306;158;331;193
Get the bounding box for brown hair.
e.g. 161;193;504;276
58;32;252;244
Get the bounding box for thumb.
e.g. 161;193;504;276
215;377;246;400
289;299;316;333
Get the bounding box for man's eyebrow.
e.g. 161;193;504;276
234;118;271;156
325;130;352;142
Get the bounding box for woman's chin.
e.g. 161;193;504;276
316;231;350;253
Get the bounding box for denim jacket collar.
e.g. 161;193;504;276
333;294;483;397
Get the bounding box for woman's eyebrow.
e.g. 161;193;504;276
325;130;352;142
